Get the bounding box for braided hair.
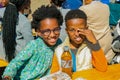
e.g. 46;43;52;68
2;0;31;62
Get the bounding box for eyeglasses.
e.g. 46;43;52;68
40;27;61;36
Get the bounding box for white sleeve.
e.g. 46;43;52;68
0;7;6;18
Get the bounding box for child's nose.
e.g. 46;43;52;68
75;30;80;36
49;30;56;37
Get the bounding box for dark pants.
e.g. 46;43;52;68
0;67;6;80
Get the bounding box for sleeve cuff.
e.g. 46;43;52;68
85;40;101;51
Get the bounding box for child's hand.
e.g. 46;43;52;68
78;29;97;44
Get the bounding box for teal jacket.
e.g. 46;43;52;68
3;37;61;80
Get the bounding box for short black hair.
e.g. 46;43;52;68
32;5;63;31
65;9;87;22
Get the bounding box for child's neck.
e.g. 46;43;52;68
70;42;81;49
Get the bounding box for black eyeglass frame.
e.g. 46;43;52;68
39;27;61;36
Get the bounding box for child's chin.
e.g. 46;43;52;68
75;40;83;44
48;42;56;46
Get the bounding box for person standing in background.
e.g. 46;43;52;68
80;0;114;63
50;0;69;41
108;1;120;27
0;0;34;62
62;0;83;10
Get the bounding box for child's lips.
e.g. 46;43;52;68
49;38;57;43
75;37;82;42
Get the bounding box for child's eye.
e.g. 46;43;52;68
69;29;76;32
40;29;50;35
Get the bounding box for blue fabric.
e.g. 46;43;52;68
62;0;82;10
101;0;109;4
71;52;76;72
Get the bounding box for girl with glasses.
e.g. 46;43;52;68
2;5;63;80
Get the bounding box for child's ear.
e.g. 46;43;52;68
37;30;42;37
37;32;40;36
